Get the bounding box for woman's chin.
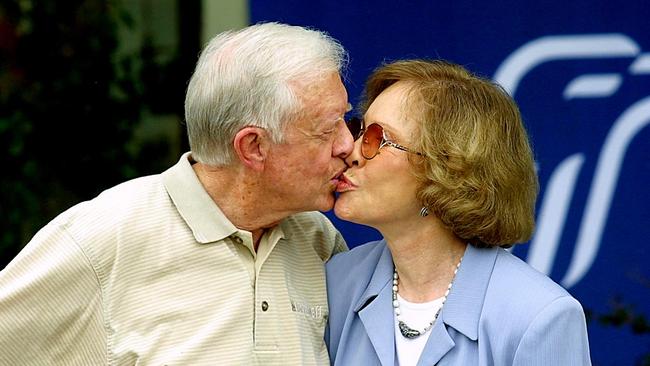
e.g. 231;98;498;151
333;202;358;222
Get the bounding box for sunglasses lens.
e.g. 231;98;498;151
346;117;363;140
362;123;383;159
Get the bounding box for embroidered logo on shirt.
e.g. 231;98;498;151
290;300;326;320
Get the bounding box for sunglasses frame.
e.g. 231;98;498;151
346;117;424;160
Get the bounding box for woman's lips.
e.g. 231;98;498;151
335;173;357;192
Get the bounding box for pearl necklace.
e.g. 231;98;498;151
392;256;463;339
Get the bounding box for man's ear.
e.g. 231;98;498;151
233;127;269;171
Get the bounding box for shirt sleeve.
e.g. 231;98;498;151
303;211;348;261
0;222;107;365
332;230;349;256
512;295;592;366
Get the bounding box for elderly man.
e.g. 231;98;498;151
0;23;352;365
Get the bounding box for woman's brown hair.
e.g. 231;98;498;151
361;60;538;247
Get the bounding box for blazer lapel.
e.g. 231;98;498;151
355;243;396;366
416;318;455;366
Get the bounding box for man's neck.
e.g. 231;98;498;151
192;162;288;250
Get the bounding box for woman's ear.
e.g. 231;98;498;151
233;127;269;171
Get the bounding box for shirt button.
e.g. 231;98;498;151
261;301;269;312
233;236;243;244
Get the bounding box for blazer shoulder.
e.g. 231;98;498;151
480;248;583;336
493;248;571;300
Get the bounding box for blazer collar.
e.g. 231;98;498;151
351;241;499;365
439;244;499;341
418;245;498;365
353;241;394;313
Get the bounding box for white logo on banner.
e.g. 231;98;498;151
494;34;650;288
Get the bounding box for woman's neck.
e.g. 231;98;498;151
381;217;467;303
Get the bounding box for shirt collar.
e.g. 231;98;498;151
162;152;238;244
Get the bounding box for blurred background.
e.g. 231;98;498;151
1;0;648;364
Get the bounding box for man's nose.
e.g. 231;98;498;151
344;135;364;168
334;119;355;158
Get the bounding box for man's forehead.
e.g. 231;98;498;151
292;72;346;98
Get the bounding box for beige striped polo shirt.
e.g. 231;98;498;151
0;153;347;365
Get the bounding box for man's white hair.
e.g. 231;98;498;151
184;22;348;166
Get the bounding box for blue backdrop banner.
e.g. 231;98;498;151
252;1;650;363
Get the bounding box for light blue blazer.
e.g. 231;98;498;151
326;240;591;365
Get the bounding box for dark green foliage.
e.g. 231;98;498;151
0;1;149;267
598;297;650;335
587;296;650;364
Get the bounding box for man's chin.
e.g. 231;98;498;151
314;193;336;212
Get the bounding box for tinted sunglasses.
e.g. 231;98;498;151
346;117;424;160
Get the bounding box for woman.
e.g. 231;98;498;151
326;60;591;365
